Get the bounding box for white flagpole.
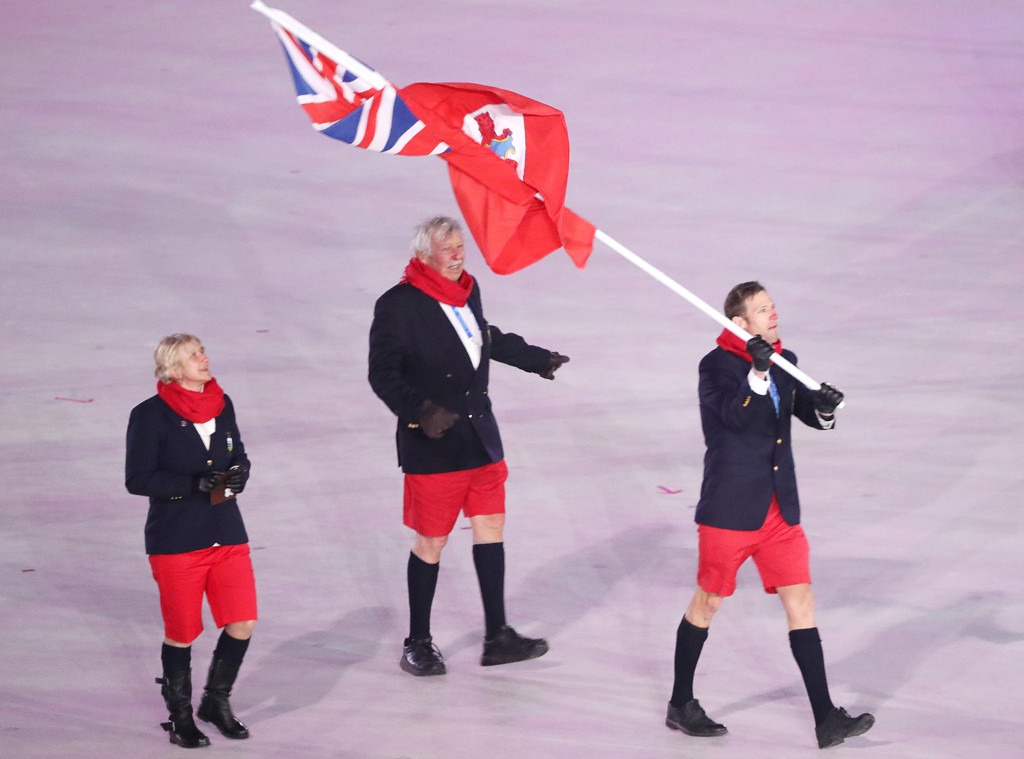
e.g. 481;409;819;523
594;229;825;392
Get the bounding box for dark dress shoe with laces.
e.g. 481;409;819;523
816;706;875;749
480;625;549;666
400;637;447;676
666;699;728;737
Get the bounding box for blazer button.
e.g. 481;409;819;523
446;373;452;378
773;465;779;471
776;438;783;444
206;459;214;467
468;414;474;419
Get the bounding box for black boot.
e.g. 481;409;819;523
196;658;249;739
156;670;210;748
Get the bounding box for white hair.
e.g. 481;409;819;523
410;215;462;255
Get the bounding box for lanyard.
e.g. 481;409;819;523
451;306;474;338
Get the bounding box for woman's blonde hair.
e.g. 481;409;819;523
153;333;200;384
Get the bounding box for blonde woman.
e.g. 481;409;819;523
126;334;256;749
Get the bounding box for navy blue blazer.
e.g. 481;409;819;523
125;393;250;554
694;347;829;530
368;278;552;474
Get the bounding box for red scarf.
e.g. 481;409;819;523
401;257;474;307
157;377;226;423
716;328;783;361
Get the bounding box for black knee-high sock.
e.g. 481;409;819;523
407;552;439;641
214;629;251;665
789;627;835;725
161;643;191;675
472;542;507;639
669;617;708;707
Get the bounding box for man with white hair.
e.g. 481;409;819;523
369;215;568;677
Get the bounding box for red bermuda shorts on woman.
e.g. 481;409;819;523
149;543;258;643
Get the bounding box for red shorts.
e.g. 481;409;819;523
149;543;258;644
696;497;810;597
403;460;508;537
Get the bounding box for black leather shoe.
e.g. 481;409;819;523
816;706;875;749
400;637;446;676
666;699;728;737
480;625;549;666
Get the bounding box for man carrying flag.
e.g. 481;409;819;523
665;282;874;749
369;216;569;675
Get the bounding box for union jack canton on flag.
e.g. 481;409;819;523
269;14;448;156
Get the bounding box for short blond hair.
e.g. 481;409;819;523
153;333;201;384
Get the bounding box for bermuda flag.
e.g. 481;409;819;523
252;1;594;274
402;82;594;274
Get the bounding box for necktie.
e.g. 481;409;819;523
768;375;780;416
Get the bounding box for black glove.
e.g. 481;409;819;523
195;472;221;494
539;352;570;380
813;383;844;416
419;400;459;439
746;336;774;372
226;467;249;494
